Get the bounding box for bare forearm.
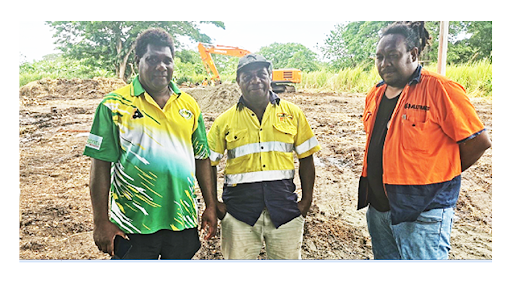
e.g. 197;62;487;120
211;166;219;203
460;130;491;172
195;158;216;208
299;155;315;203
89;158;112;224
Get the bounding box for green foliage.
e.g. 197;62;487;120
300;66;380;93
173;56;206;86
259;43;320;72
47;21;225;81
211;54;239;80
425;60;492;97
422;21;492;65
299;61;492;97
450;21;492;64
321;21;392;70
322;21;492;68
173;49;238;85
19;54;115;87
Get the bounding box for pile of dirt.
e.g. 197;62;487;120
19;77;126;106
183;83;241;114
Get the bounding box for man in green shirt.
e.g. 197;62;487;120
84;28;217;259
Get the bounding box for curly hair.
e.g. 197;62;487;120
135;28;175;59
381;21;431;56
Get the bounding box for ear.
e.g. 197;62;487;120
135;55;140;68
410;47;419;62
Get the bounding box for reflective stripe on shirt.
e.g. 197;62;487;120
210;150;224;162
225;169;295;185
227;141;294;159
295;136;320;155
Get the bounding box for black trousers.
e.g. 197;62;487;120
112;228;201;260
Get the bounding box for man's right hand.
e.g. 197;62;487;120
93;220;126;256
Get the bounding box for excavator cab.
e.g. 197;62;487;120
271;68;302;93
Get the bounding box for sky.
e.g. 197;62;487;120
19;21;344;63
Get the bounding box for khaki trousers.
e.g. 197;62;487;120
221;209;305;259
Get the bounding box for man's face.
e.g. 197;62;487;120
237;64;271;103
137;44;174;93
375;34;418;88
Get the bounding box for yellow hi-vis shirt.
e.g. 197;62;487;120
208;95;321;185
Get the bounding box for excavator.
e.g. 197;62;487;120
197;42;301;93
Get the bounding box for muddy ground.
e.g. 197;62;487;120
18;79;492;260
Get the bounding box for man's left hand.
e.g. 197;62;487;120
297;199;312;218
201;206;217;240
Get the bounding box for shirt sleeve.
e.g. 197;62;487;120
192;112;210;159
207;118;226;166
435;80;485;143
83;102;120;163
294;108;321;159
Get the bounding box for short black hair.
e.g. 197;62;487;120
135;28;175;59
381;21;431;56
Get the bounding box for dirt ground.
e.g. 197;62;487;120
18;79;492;260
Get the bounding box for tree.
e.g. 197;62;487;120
322;21;492;68
449;21;492;63
259;43;320;72
321;21;391;70
46;21;225;82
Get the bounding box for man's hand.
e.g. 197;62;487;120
216;201;227;220
195;158;218;240
200;206;217;240
297;198;312;217
93;220;126;256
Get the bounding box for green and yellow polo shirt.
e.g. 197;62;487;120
83;76;209;234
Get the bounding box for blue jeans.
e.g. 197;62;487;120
366;205;454;260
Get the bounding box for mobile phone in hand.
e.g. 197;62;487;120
112;235;132;260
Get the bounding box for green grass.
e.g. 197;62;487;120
19;57;116;87
427;59;492;97
299;60;492;97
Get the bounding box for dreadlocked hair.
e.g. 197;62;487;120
382;21;431;56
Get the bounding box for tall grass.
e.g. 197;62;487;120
299;60;492;97
425;59;492;97
300;66;381;93
19;57;115;87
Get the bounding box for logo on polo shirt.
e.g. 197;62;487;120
132;108;144;119
179;109;193;119
85;133;103;150
277;112;293;121
404;103;430;111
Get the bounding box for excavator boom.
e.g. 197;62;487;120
198;43;251;82
197;42;301;92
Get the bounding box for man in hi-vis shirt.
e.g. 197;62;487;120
208;54;320;259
